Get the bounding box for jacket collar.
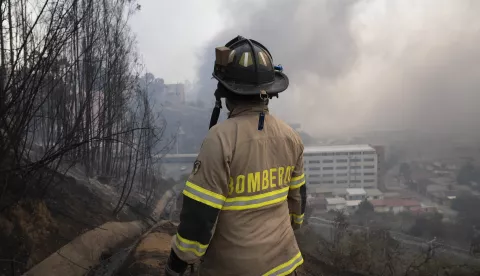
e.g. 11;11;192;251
228;101;269;118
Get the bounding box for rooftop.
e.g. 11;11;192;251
346;200;362;207
308;185;347;195
370;199;421;208
326;197;346;205
346;188;366;195
308;196;327;205
426;184;448;193
304;144;375;153
365;188;383;196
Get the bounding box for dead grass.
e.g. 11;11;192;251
116;221;200;276
0;177;141;275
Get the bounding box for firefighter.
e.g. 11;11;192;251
165;36;306;276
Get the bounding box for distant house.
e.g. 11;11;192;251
308;185;347;198
326;197;347;211
365;188;384;200
370;198;421;214
426;184;459;206
346;188;366;201
307;196;327;214
346;200;362;213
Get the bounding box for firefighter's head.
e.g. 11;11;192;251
209;36;289;128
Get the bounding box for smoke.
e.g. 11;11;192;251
195;0;480;136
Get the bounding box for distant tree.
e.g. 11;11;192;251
155;78;165;86
457;162;478;185
409;213;444;239
356;199;374;216
145;72;155;83
452;194;480;227
399;162;411;181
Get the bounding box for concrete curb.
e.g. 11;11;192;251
23;187;177;276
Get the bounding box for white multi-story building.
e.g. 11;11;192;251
303;145;378;189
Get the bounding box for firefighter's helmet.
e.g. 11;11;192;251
212;35;289;96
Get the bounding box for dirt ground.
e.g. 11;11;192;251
0;171;173;276
118;222;196;276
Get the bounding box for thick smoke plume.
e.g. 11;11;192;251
196;0;480;136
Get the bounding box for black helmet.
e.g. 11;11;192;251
212;36;289;96
209;36;288;129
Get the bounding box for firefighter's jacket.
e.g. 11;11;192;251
171;102;306;276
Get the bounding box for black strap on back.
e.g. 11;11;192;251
209;87;224;129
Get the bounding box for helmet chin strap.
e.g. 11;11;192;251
209;88;223;129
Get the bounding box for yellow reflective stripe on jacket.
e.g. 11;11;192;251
290;213;304;224
289;173;305;189
223;186;289;211
182;181;226;209
175;234;208;257
263;251;304;276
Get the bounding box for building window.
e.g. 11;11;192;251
364;165;375;169
310;167;321;171
351;180;362;183
349;152;361;155
364;179;375;183
323;167;334;170
350;158;361;162
309;160;320;164
336;159;348;163
322;160;334;163
351;166;361;169
310;174;321;178
322;180;334;184
335;152;348;156
323;173;334;177
337;173;348;177
364;158;375;162
351;172;361;176
363;151;375;155
310;181;321;184
305;152;324;157
336;166;348;170
321;152;335;156
336;180;348;184
364;172;376;176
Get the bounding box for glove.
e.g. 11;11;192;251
165;264;184;276
165;249;188;276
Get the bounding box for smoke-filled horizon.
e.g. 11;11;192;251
194;0;480;137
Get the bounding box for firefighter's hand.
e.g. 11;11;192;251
165;265;184;276
165;249;188;276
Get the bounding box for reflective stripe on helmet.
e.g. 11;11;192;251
262;251;304;276
289;174;305;189
223;186;289;211
182;181;226;209
239;51;254;67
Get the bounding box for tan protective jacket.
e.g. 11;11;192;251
171;102;306;276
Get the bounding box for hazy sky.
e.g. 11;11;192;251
131;0;480;136
130;0;224;82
